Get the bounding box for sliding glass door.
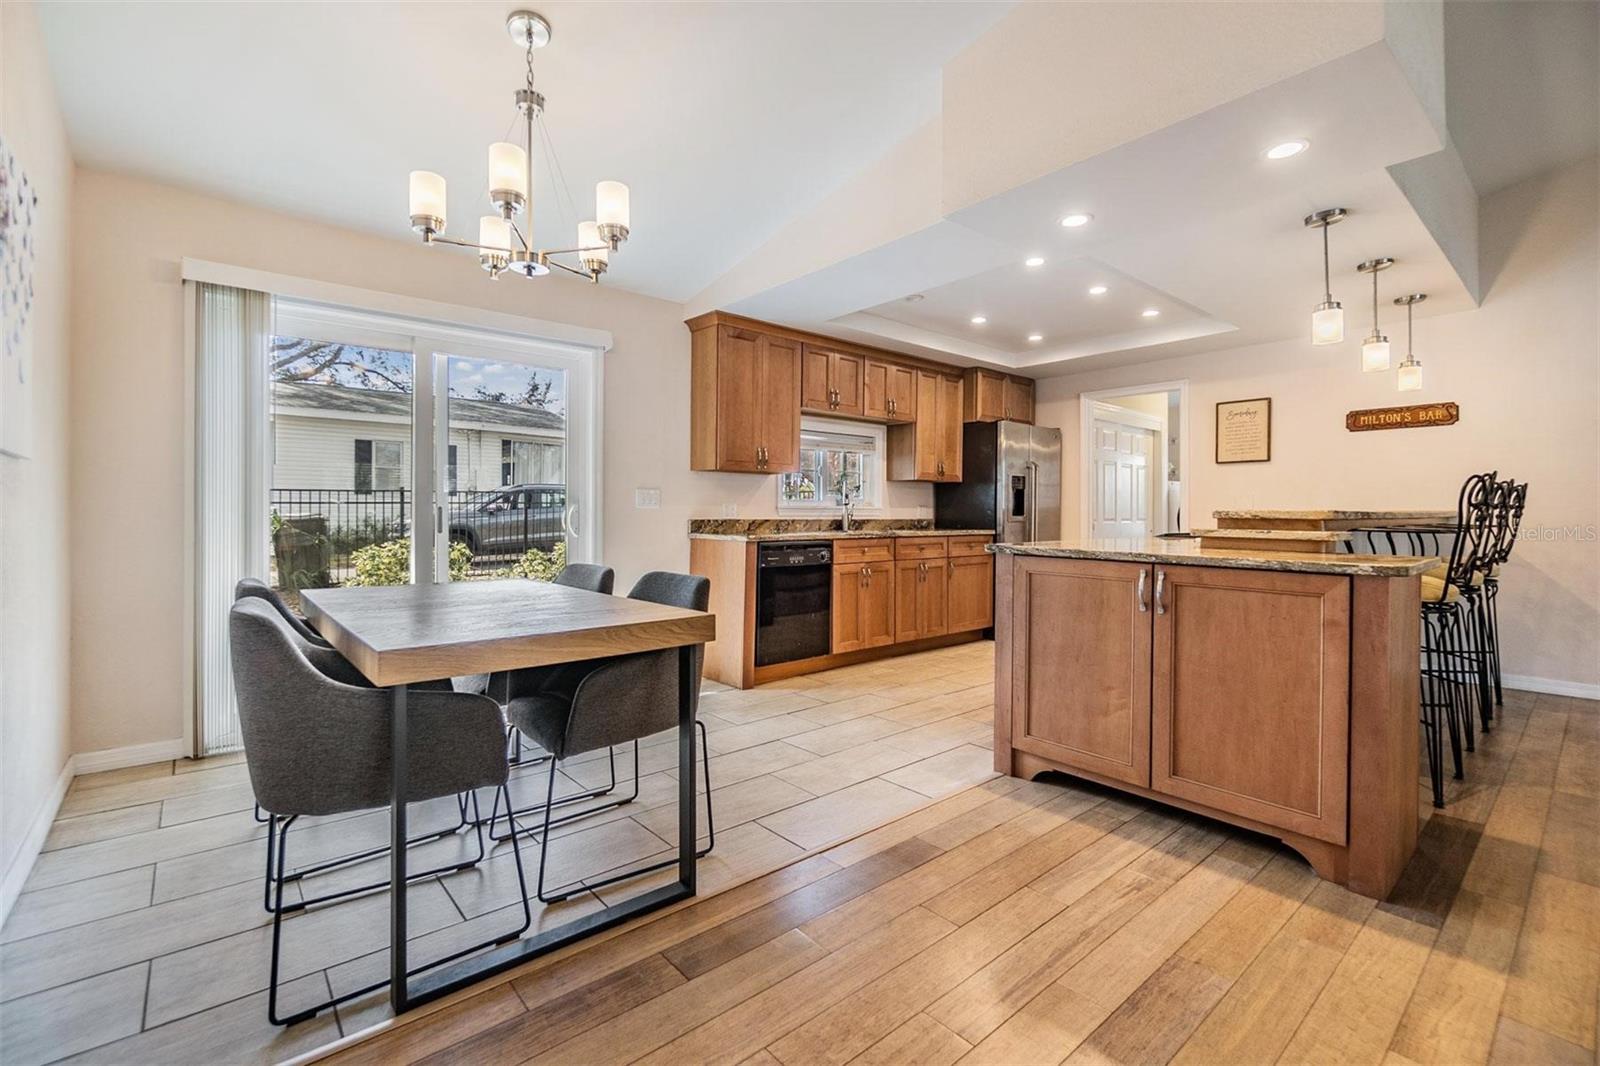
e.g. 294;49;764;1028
269;300;597;592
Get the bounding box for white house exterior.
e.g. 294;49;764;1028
271;381;565;495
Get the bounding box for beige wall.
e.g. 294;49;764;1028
1036;156;1600;689
1;1;75;908
68;170;930;754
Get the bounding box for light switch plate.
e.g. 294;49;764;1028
634;487;661;510
721;502;739;517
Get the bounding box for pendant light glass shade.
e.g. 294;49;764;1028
1312;305;1344;345
1393;293;1427;392
1397;358;1422;391
1362;338;1391;372
1305;209;1347;346
488;142;529;200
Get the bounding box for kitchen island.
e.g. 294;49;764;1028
990;537;1435;898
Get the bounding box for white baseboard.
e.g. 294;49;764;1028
0;754;77;932
72;738;187;775
1503;674;1600;701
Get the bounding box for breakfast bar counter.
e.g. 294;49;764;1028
990;538;1433;898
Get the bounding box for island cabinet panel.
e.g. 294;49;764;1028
1010;557;1152;787
947;554;994;633
1151;566;1350;844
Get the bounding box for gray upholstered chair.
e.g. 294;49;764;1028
461;563;617;705
229;598;532;1025
234;577;332;647
497;571;714;902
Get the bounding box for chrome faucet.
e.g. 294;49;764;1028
841;488;857;533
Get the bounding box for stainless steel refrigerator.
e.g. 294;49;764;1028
934;421;1062;543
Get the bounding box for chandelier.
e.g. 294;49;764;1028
406;11;630;283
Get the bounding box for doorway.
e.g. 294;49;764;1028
1079;382;1188;538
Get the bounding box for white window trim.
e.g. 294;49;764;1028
778;416;888;516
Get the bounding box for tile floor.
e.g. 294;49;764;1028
0;640;998;1066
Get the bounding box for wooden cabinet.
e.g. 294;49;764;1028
947;554;994;633
864;359;917;423
1009;557;1152;787
1151;566;1350;844
1004;557;1353;840
832;560;895;653
894;557;948;643
963;368;1035;425
801;344;864;417
1004;377;1035;423
888;371;963;482
690;324;801;473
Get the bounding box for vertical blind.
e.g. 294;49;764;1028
195;283;271;755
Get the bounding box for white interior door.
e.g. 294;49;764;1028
1091;407;1160;540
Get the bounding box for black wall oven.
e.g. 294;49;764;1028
755;542;833;666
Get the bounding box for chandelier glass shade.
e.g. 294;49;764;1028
405;11;629;284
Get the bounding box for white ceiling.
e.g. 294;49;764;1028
1444;0;1600;196
38;1;1010;301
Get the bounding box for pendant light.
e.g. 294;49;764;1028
1357;257;1394;372
1304;208;1347;345
1394;293;1427;391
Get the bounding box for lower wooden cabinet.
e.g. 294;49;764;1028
832;561;895;653
1151;565;1350;844
946;554;994;633
1006;557;1353;841
1009;557;1152;787
894;558;948;643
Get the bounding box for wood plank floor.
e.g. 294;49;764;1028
0;642;999;1066
319;685;1600;1066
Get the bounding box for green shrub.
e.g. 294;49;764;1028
508;541;567;582
346;538;474;586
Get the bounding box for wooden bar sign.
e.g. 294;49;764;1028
1346;402;1459;432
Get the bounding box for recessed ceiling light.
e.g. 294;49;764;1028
1265;139;1309;160
970;315;988;325
1027;333;1044;343
1024;256;1046;267
1088;285;1108;296
1141;308;1161;318
1059;213;1093;228
904;293;925;303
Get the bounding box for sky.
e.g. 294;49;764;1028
271;338;565;415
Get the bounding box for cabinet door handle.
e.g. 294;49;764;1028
1154;569;1167;615
1137;569;1148;612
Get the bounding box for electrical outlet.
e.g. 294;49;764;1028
634;487;661;510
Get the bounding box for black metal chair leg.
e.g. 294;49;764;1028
488;743;634;843
267;788;532;1027
537;720;716;904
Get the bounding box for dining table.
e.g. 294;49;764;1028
299;578;716;1014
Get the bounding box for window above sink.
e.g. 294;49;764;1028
778;418;884;512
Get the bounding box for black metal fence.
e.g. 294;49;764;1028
269;486;566;562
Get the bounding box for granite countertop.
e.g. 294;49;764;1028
988;537;1437;577
1190;528;1353;542
690;527;994;543
1212;508;1455;522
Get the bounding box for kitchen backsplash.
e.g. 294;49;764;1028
687;517;935;536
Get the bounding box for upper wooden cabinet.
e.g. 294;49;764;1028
888;371;963;482
864;359;917;423
690;323;801;473
962;368;1035;425
801;345;865;417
